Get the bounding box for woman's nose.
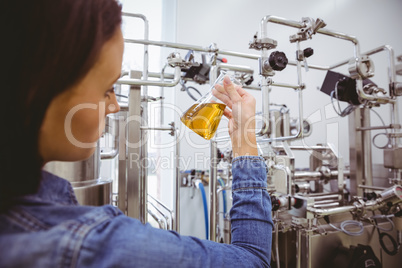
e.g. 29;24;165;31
107;93;121;114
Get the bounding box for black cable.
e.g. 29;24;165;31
369;108;391;149
379;231;398;256
116;93;128;99
372;212;398;256
186;86;202;101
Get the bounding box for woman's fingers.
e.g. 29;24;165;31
213;85;233;109
223;108;232;119
223;76;242;103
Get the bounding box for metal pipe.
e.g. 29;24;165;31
149;71;174;80
362;108;373;187
310;194;340;201
287;60;330;71
244;85;261;90
358;185;387;191
147;194;173;213
101;116;119;160
274;211;280;268
258;69;304;142
139;122;179;232
122;13;150;224
174;126;180;232
271;145;330;151
312;202;340;208
296;229;302;268
356;124;399;131
118;111;127;214
260;15;360;56
217;63;254;74
148;201;170;230
148;194;173;231
147;209;166;230
126;71;142;220
160;63;168;125
100;149;118;160
260;76;271;136
218;49;259;60
270;80;301;90
140;126;173;131
304;191;340;197
294;171;321;179
210;140;218;241
307;205;355;216
116;66;181;87
124;38;217;53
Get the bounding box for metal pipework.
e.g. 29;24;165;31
355;78;396;104
174;126;181;232
100;115;120;160
140;123;180;232
259;76;271;136
210;140;218;241
116;66;181;87
217;63;254;74
148;194;174;230
122;12;149;90
147;209;166;230
257;40;305;142
260;15;360;56
329;45;397;105
307;205;356;216
125;37;264;62
258;79;304;142
307;185;402;217
273;211;280;268
148;200;170;230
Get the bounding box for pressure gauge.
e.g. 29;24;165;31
379;185;402;206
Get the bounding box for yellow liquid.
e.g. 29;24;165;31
181;103;226;140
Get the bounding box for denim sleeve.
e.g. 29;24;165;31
77;156;273;268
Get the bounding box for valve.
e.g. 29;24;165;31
268;51;288;71
303;47;314;58
167;52;190;68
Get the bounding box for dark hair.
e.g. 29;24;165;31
0;0;122;208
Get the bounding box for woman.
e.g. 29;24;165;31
0;0;273;267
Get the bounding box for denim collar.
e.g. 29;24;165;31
16;171;79;206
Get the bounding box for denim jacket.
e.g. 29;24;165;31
0;156;273;267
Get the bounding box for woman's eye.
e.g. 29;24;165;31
105;87;115;98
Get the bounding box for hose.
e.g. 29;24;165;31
196;180;209;240
217;177;227;217
325;216;364;236
372;213;398;256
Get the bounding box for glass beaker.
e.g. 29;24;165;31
180;71;240;140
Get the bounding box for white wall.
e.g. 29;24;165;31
174;0;402;169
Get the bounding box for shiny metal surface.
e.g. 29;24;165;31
43;145;113;206
44;147;100;183
384;147;402;169
299;222;402;268
72;179;112;206
126;71;143;220
349;108;365;196
116;67;181;87
209;140;218;241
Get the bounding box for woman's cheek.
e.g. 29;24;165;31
70;107;104;144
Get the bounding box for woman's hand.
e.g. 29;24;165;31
213;76;258;157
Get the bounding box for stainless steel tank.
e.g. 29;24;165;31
43;144;112;206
